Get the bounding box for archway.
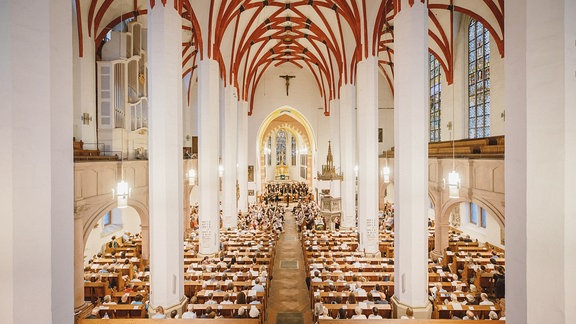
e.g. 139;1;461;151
255;107;316;193
83;205;142;265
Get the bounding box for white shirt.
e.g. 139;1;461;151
351;314;367;319
181;311;197;319
368;314;383;319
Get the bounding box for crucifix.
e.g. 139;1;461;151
279;75;295;96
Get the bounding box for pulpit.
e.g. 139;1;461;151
320;196;341;231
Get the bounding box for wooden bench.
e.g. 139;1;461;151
320;320;504;324
79;319;260;324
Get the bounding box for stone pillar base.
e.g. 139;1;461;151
364;251;382;258
197;252;219;258
391;295;432;319
148;295;188;318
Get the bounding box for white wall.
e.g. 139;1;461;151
457;202;503;248
248;65;324;186
83;207;142;265
378;73;395;153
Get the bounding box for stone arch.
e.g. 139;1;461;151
82;199;149;248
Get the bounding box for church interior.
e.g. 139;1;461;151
1;0;575;324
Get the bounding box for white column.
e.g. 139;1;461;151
506;0;576;323
197;59;221;255
147;2;184;307
392;0;429;309
329;99;341;197
237;100;249;213
222;85;238;228
0;1;74;323
339;84;356;228
356;56;379;254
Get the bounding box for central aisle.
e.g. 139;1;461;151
265;209;312;324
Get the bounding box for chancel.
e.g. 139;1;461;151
2;1;575;324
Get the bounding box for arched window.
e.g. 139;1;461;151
267;137;272;166
429;53;441;142
291;136;296;166
276;129;287;165
468;19;491;138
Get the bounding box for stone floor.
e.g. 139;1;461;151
265;210;312;324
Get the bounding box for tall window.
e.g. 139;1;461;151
470;202;488;229
468;19;491;138
267;137;272;166
429;53;441;142
291;137;296;166
276;129;287;165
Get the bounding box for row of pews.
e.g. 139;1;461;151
83;228;278;322
302;227;506;321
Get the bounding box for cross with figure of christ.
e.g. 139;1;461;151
280;75;295;96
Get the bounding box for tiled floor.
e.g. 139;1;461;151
266;211;313;324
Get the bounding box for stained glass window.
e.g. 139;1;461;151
291;136;296;166
276;129;287;165
468;19;491;138
267;137;272;166
429;53;441;142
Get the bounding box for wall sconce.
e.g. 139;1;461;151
218;164;224;178
81;113;93;125
354;165;359;178
382;150;390;183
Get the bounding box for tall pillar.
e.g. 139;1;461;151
237;100;249;213
391;0;431;315
197;58;221;255
147;2;184;307
506;0;576;323
339;84;356;228
222;85;238;228
74;215;87;309
329;99;341;197
0;1;74;323
356;56;380;254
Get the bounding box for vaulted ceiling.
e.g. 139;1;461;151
76;0;504;114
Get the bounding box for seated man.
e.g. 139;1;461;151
351;306;367;319
251;278;265;292
181;304;197;319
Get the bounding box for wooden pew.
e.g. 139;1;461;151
97;304;146;318
79;319;260;324
320;320;504;324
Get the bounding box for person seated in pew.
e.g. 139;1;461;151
347;292;357;304
235;291;247;304
248;296;260;305
488;311;499;320
319;306;333;320
248;305;260;318
205;292;218;305
251;278;265;292
479;292;494;305
234;306;247;318
368;307;383;319
181;304;197;319
336;307;347;319
463;293;477;305
131;294;144;305
462;310;478;320
201;306;216;318
169;310;178;319
445;293;461;307
311;271;322;283
351;306;367;319
400;307;415;319
102;295;116;305
331;296;343;305
118;293;130;304
220;293;233;305
151;306;166;319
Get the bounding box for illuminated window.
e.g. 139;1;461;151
276;129;287;165
468;19;491;138
291;137;296;166
429;53;441;142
